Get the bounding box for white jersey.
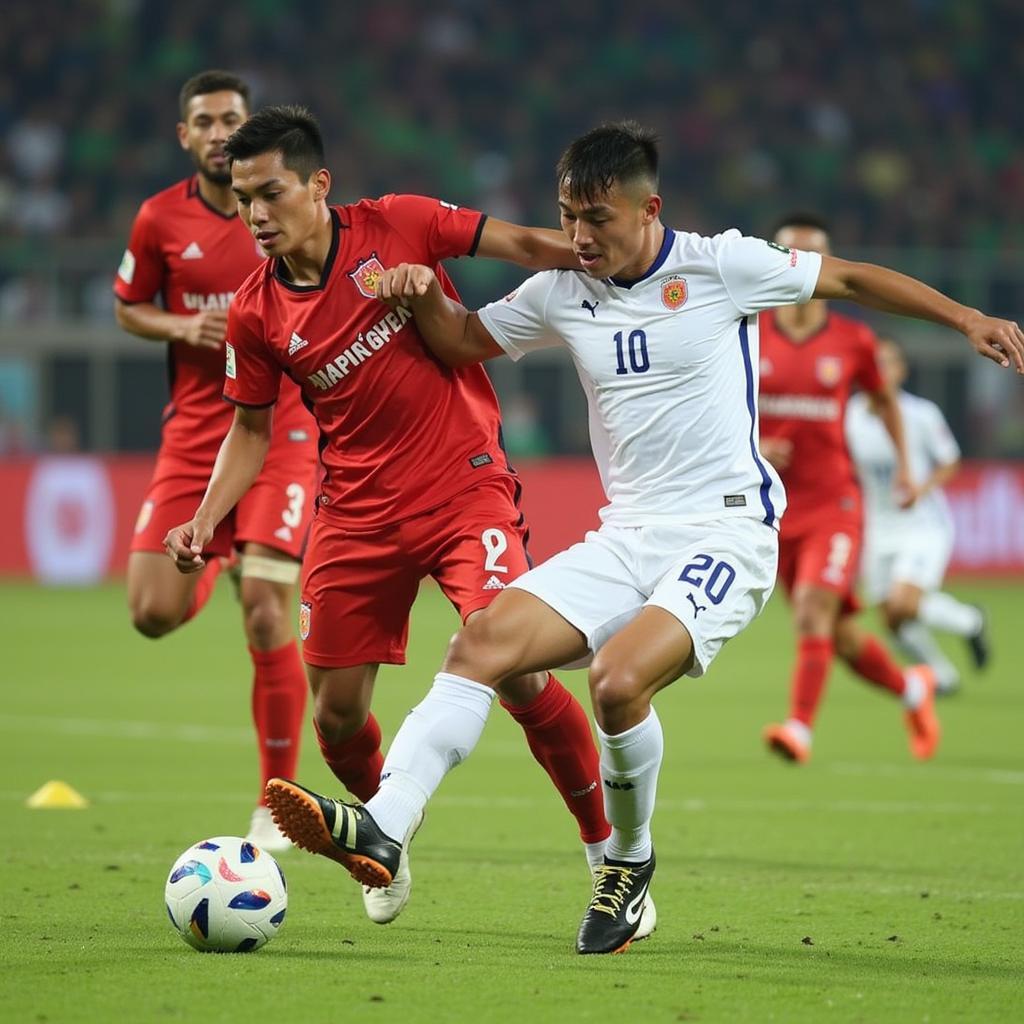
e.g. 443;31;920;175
478;228;821;529
846;389;960;531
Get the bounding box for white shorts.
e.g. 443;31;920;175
509;517;779;678
861;523;954;603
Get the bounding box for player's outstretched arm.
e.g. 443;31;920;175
814;256;1024;373
114;298;226;350
164;405;272;573
475;218;578;271
377;263;503;367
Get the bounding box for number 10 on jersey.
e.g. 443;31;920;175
614;329;650;375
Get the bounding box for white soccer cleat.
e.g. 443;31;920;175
633;890;657;941
246;804;293;854
361;809;424;925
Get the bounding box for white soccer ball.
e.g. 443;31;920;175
164;836;287;952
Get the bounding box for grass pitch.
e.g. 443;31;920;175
2;579;1022;1023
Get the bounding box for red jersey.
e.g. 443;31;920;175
758;310;884;527
114;175;310;454
224;194;512;529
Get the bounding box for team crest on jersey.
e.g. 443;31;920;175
348;254;385;299
299;601;312;640
816;356;842;387
661;276;688;311
134;499;154;535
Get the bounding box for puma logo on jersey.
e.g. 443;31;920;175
483;575;506;590
307;305;414;391
288;331;309;355
686;592;707;618
581;300;599;318
181;241;204;260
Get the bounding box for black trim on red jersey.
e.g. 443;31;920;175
273;207;343;293
223;394;277;410
187;175;238;221
769;310;833;346
468;213;488;257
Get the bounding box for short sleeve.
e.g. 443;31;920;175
716;234;822;315
222;301;281;408
379;193;486;264
113;202;165;304
854;326;885;394
923;401;961;466
477;272;564;362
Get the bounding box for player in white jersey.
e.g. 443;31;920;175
264;122;1024;955
847;338;989;692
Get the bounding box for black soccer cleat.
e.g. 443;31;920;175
265;778;401;888
576;851;656;955
966;608;990;671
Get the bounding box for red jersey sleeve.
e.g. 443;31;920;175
113;201;165;304
223;300;282;408
854;324;885;394
377;193;486;264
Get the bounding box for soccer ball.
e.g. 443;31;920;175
164;836;287;952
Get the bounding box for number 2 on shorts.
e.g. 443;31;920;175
481;528;509;573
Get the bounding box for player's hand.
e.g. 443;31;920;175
376;263;437;307
164;518;213;574
180;309;228;350
760;437;793;471
961;311;1024;373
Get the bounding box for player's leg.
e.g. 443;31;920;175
231;542;309;850
834;613;940;759
429;478;610;868
883;581;961;694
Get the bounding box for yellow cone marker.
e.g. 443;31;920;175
26;781;89;809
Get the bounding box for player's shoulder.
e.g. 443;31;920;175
900;389;943;421
231;259;274;316
341;193;444;225
829;310;877;344
671;226;743;262
138;177;197;216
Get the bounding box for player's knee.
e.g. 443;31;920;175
129;596;179;639
313;690;369;742
588;655;643;719
242;597;288;651
444;614;519;685
883;601;909;632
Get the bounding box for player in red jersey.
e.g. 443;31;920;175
758;213;936;763
163;105;638;931
114;73;315;850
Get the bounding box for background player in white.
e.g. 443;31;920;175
847;337;989;693
265;122;1024;955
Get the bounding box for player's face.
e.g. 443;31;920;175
775;224;831;256
177;91;248;186
232;150;329;256
558;181;661;279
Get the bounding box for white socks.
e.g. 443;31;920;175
918;592;983;637
896;620;960;691
597;707;664;864
365;673;495;841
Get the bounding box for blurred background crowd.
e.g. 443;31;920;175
1;0;1023;457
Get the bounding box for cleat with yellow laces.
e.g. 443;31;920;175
576;851;656;955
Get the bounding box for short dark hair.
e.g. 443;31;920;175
179;70;251;120
556;121;659;205
771;211;832;239
223;105;326;182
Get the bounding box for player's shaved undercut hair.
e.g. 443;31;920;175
178;70;251;119
772;211;832;239
557;121;660;205
224;104;325;183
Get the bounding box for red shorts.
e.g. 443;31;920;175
300;475;531;669
131;432;318;561
777;513;862;615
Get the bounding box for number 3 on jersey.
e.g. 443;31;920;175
614;329;650;375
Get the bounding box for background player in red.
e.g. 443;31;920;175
114;73;315;850
758;213;939;764
163;105;637;931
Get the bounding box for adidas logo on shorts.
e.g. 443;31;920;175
483;575;506;590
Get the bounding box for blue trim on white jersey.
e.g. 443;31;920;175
609;228;676;289
738;316;776;526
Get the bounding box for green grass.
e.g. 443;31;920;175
2;579;1022;1023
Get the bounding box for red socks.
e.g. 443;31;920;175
249;642;308;802
789;635;834;727
501;675;610;844
846;635;906;697
181;559;223;624
314;714;384;803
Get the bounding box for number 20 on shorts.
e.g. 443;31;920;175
678;553;736;604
